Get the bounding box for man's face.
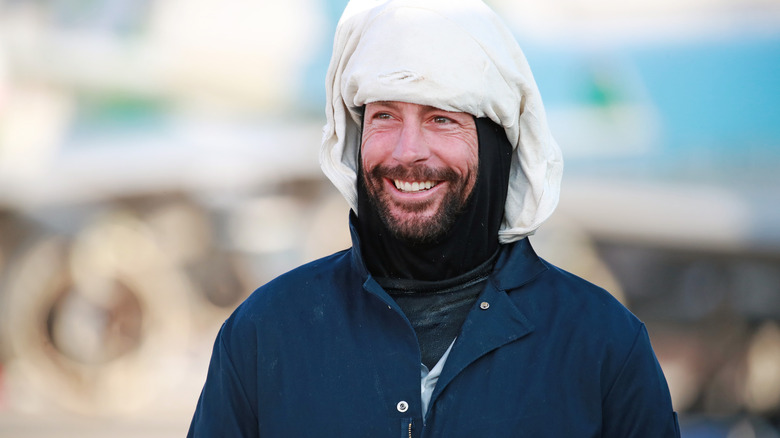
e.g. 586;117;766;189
361;101;479;243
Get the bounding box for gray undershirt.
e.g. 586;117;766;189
375;252;497;370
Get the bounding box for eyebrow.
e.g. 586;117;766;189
369;101;448;113
369;101;402;111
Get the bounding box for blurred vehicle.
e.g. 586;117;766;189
0;116;344;414
0;0;350;416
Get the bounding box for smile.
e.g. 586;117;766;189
393;180;437;193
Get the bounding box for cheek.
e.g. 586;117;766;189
452;138;479;176
448;127;478;168
361;146;378;173
360;133;390;170
467;134;479;173
360;140;377;171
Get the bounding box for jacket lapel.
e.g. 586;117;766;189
428;238;547;408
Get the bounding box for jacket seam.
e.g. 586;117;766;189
601;322;645;402
218;328;260;424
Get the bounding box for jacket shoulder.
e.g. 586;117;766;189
228;248;355;325
538;258;640;328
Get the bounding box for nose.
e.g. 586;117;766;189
391;123;430;165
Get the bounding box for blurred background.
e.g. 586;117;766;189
0;0;778;436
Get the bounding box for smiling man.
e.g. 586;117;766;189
360;102;480;243
188;0;680;436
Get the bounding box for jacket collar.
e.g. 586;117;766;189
490;236;549;292
429;239;547;411
349;211;549;414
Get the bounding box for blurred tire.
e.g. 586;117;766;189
0;212;191;414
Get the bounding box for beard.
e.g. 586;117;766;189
361;163;477;244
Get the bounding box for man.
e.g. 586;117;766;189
188;0;680;436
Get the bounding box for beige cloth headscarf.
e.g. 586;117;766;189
320;0;563;242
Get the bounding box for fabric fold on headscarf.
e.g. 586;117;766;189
320;0;564;243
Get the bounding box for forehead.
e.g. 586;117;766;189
365;101;473;118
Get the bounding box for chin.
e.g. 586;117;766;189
385;213;449;244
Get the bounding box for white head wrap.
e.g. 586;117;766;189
320;0;563;242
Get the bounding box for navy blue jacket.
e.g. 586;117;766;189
189;223;680;437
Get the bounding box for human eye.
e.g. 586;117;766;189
368;110;394;122
432;115;452;124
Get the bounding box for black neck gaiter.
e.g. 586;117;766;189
356;117;513;281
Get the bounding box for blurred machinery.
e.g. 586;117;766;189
0;0;350;417
0;187;348;415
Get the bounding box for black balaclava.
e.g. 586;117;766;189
357;117;514;281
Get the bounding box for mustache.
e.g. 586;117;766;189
367;164;459;182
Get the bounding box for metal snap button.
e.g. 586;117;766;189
480;301;490;310
396;400;409;413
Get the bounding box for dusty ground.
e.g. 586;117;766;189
0;411;190;438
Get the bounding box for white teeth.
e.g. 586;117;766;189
394;180;436;192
